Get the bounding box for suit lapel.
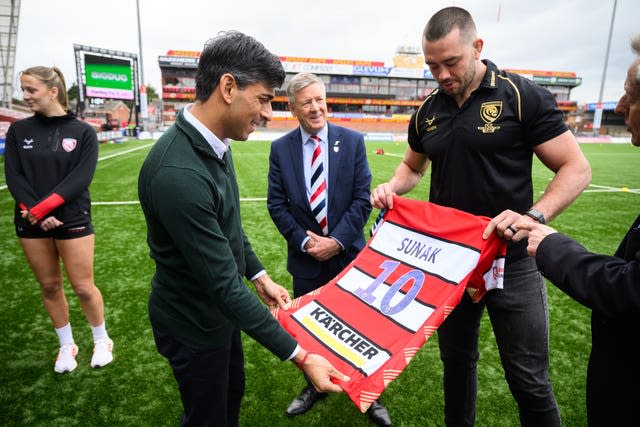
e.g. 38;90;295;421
287;128;309;207
327;123;342;209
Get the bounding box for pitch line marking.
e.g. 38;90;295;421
0;142;155;192
91;197;267;206
92;201;140;205
375;152;404;158
582;183;640;194
539;180;640;194
97;142;154;161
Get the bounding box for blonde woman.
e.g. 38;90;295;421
4;66;113;373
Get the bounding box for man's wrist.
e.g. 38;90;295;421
293;349;310;368
524;208;546;224
250;270;268;285
329;236;343;252
301;236;311;252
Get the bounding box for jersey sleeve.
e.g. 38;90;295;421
3;124;40;209
407;109;424;153
519;79;568;147
466;222;507;302
29;124;99;220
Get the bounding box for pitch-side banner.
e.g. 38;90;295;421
274;196;506;412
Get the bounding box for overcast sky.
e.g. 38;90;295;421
12;0;638;105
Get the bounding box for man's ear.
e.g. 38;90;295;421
288;103;297;118
472;38;484;60
219;73;236;104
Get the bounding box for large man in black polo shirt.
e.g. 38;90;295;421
371;7;592;427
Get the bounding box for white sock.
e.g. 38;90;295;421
91;322;109;342
55;323;74;346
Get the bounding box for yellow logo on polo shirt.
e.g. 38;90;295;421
477;101;502;133
424;115;437;132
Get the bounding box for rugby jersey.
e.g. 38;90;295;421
4;111;98;227
276;195;506;412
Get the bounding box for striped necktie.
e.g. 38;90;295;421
309;135;328;235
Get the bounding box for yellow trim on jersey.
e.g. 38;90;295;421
497;75;522;122
415;88;439;136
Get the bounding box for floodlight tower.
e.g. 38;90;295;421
136;0;148;131
0;0;20;108
593;0;617;135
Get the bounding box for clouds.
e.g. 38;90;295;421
12;0;638;104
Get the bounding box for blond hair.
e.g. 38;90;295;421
20;66;68;109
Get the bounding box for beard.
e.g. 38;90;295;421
439;60;477;99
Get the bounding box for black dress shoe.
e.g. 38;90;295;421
367;400;392;426
285;385;327;417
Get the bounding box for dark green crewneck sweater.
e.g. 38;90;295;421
138;109;296;359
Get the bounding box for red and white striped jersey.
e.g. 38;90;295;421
275;195;506;412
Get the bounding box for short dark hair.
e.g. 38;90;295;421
195;30;285;102
423;7;477;43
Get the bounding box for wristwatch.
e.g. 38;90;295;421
524;208;546;224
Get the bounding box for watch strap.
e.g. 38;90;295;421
524;208;546;224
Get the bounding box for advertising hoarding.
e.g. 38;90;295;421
84;54;134;100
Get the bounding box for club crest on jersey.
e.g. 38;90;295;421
477;101;502;133
61;138;77;152
22;138;34;149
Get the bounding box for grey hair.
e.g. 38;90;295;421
286;72;325;104
632;34;640;86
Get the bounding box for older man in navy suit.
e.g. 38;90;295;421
520;34;640;426
267;72;391;426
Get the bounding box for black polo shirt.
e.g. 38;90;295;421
408;60;567;261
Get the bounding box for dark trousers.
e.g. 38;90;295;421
152;327;245;427
437;256;560;427
292;256;347;298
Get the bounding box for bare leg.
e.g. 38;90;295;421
19;237;68;328
56;234;105;327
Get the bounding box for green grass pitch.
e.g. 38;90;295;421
0;138;637;426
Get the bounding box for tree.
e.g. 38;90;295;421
145;84;158;102
67;83;79;102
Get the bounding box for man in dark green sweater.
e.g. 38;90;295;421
138;31;347;427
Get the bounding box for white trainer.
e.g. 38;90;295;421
90;338;113;368
54;343;79;373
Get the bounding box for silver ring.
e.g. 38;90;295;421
508;225;518;234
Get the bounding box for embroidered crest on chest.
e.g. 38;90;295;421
477;101;502;134
62;138;77;152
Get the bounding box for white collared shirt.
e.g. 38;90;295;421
301;125;329;195
183;104;230;160
298;124;343;251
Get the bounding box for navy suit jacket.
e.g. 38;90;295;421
535;215;640;425
267;123;372;280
